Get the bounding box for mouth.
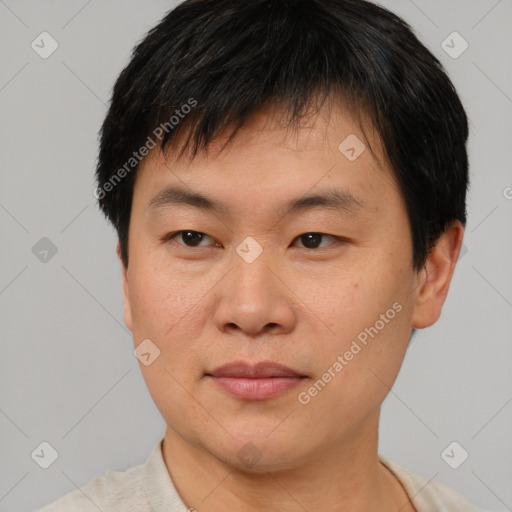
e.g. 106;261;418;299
205;361;307;401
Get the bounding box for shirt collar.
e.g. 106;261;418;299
143;438;190;512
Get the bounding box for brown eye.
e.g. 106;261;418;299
166;230;216;248
179;231;206;247
294;233;336;249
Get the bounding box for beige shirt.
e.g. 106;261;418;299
38;439;490;511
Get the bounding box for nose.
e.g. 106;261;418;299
212;253;297;337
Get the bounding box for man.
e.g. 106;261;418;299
40;0;488;510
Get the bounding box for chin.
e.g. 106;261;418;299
204;432;309;474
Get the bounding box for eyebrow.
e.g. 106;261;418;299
147;185;363;217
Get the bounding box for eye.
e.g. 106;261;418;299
164;231;343;251
292;232;339;249
165;230;220;248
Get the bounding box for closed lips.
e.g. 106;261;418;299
206;362;305;378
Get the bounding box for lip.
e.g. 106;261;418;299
207;361;304;378
205;361;306;400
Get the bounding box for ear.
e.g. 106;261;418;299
411;220;465;329
117;242;133;332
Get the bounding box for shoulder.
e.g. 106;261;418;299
379;455;491;512
37;455;150;511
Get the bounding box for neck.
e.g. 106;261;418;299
161;408;411;512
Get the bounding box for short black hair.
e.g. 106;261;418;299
95;0;469;270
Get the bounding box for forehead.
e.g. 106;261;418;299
162;99;386;167
134;102;398;218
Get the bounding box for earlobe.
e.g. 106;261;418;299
411;221;464;329
117;243;133;332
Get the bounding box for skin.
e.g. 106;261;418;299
119;102;464;512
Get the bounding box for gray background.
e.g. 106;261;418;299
1;1;511;510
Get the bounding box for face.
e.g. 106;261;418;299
121;105;441;472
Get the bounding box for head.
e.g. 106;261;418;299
96;0;468;471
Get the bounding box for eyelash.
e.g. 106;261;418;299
162;230;345;250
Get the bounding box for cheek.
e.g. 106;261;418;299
319;265;398;342
127;262;216;387
130;269;206;415
313;256;413;389
128;261;203;336
301;303;410;429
